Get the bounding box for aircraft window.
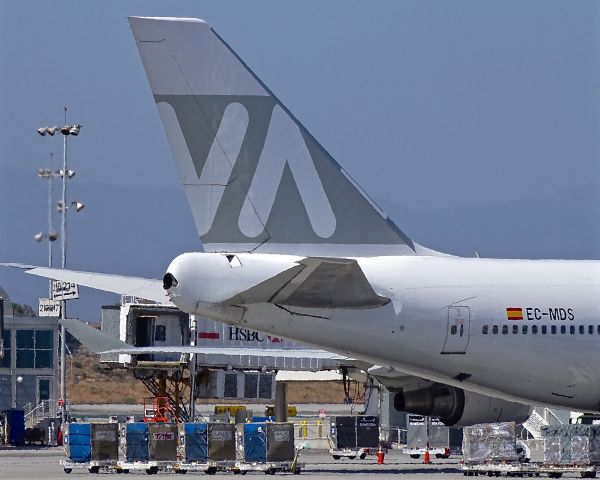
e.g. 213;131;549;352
532;325;538;334
512;325;518;334
492;325;499;334
482;325;488;334
590;325;595;335
502;325;508;335
551;325;557;334
542;325;547;334
580;325;585;334
450;325;457;335
561;325;566;334
570;325;575;334
522;325;528;334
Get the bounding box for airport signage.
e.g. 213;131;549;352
51;280;79;300
38;298;61;317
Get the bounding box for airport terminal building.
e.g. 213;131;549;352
0;288;59;411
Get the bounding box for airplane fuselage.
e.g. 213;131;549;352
167;252;600;411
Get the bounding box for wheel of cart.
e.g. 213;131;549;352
63;468;72;474
410;454;420;459
145;466;159;475
547;474;562;479
88;466;100;474
332;455;341;460
205;466;217;475
581;472;597;479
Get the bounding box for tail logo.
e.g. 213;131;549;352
158;100;336;239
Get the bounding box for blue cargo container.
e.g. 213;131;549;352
65;423;92;463
243;423;267;463
125;422;149;462
181;423;208;462
4;410;24;446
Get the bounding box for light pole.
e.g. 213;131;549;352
37;108;83;424
36;158;59;297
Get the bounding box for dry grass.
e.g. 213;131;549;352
67;349;359;405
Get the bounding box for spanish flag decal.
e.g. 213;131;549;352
506;307;523;321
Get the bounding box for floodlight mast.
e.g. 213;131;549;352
36;107;83;425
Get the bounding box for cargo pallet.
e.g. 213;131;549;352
329;448;369;460
462;462;598;478
234;461;303;475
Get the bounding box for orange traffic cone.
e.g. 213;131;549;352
377;445;385;464
423;446;431;464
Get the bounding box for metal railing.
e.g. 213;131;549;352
523;407;565;439
24;399;59;428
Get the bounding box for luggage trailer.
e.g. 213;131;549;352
328;415;380;461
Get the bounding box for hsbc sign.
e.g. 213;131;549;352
228;327;283;344
229;326;263;342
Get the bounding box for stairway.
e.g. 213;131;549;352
523;407;564;439
139;377;190;422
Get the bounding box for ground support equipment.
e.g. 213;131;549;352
462;462;599;478
234;461;303;475
60;459;119;474
404;446;450;459
329;447;369;460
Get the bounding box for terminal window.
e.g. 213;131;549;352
0;331;10;368
16;330;53;369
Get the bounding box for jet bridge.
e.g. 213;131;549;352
98;297;357;421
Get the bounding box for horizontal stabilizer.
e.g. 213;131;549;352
58;315;352;363
3;264;169;305
60;318;131;354
226;257;389;309
101;345;350;360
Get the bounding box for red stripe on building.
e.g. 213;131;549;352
198;332;220;339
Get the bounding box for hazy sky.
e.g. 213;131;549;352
2;1;600;211
2;1;600;318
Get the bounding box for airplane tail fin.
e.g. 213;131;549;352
128;17;438;257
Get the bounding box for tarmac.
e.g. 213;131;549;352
0;448;467;479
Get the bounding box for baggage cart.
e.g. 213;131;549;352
236;422;301;473
329;415;379;460
404;415;461;459
62;422;119;473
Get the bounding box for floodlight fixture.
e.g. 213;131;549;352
46;127;59;136
71;201;85;212
58;169;75;178
69;125;81;136
37;128;47;136
33;232;44;242
48;231;58;241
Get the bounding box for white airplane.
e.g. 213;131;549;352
8;16;600;426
